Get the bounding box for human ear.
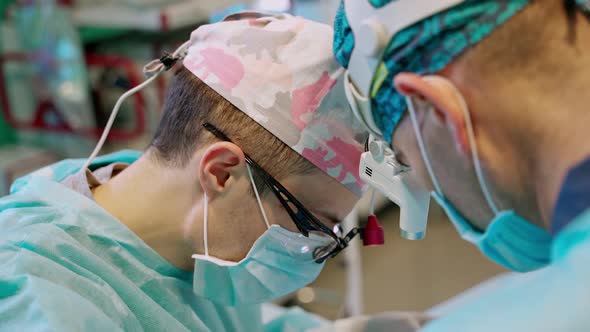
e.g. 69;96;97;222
199;142;247;199
394;73;471;155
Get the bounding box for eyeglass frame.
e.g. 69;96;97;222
202;122;361;262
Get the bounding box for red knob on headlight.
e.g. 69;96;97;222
363;215;384;246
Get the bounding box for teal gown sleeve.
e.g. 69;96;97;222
0;169;262;332
421;209;590;332
0;274;129;332
0;192;144;332
262;305;328;332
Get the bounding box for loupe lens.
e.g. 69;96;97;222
271;228;338;263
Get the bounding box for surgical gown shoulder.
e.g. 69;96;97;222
9;149;141;194
422;208;590;332
0;176;261;332
0;187;141;331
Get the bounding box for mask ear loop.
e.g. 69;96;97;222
406;96;443;196
450;85;500;215
246;164;271;229
203;193;210;257
405;78;500;215
201;164;269;259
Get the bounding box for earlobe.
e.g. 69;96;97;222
394;73;471;156
199;142;247;198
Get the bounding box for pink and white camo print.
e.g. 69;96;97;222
183;12;367;196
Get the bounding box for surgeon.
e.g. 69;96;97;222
332;0;590;331
0;13;369;331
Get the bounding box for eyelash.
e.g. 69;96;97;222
392;149;410;168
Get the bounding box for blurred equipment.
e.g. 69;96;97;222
1;0;96;156
0;145;59;196
359;135;430;240
12;0;94;131
0;0;253;159
342;1;461;241
73;0;250;31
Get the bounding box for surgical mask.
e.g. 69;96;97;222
431;194;552;272
405;76;552;272
191;165;331;306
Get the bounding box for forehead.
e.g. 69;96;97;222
282;171;359;218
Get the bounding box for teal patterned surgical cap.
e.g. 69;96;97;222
334;1;532;143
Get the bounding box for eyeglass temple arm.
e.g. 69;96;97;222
327;227;363;259
203;122;339;240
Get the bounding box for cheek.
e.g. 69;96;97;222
406;155;434;190
203;198;270;262
330;189;359;219
262;196;300;232
230;198;270;238
392;120;435;190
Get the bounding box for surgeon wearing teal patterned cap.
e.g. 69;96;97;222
334;1;590;331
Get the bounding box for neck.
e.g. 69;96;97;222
534;11;590;227
92;154;200;271
528;95;590;229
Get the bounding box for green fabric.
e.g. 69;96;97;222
0;116;16;146
0;0;15;21
0;0;17;146
264;307;328;332
79;27;128;44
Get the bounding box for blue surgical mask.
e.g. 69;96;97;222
191;165;329;306
432;192;552;272
405;80;553;272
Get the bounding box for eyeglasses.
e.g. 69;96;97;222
202;122;361;262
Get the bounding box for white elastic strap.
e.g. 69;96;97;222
203;192;209;257
455;90;500;214
246;165;271;229
80;71;163;171
344;70;383;138
405;93;500;215
80;41;190;171
406;96;443;195
429;76;500;214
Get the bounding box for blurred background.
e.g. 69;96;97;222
0;0;505;321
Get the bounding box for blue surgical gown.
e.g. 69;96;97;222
421;157;590;332
0;151;324;332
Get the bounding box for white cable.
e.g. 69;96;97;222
80;41;190;172
203;193;209;257
406;96;443;195
80;69;164;171
247;165;271;229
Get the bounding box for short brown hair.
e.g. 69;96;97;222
149;66;317;193
456;0;588;79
